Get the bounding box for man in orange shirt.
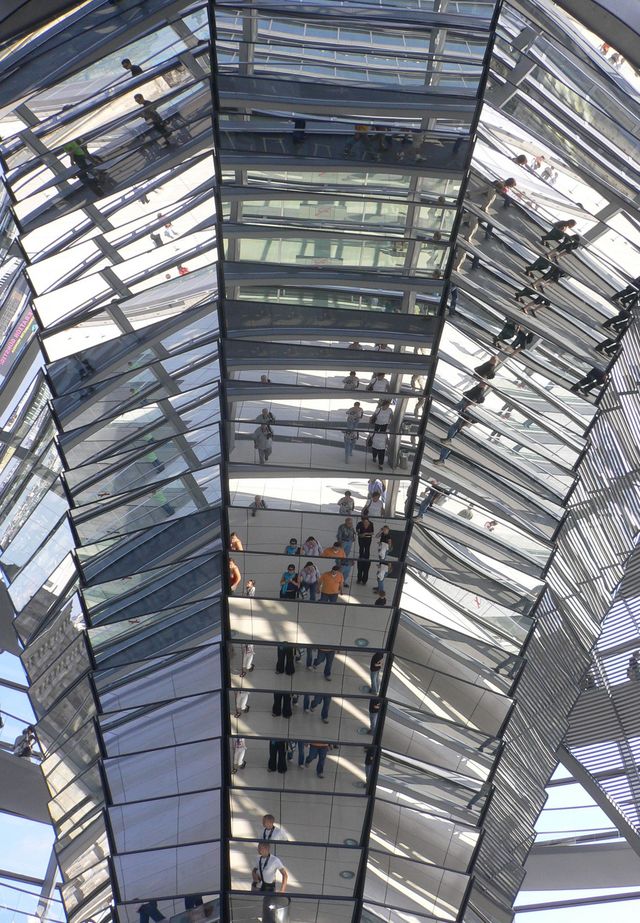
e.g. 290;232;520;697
321;541;346;564
229;558;241;594
318;566;343;602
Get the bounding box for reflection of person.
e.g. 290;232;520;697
229;558;242;593
122;58;143;77
627;652;640;683
370;651;384;694
318;566;343;602
231;737;247;773
134;93;172;145
570;367;609;396
249;495;267;516
13;726;36;757
261;814;288;841
138;901;165;923
253;425;273;464
251;843;288;892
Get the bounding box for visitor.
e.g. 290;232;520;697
251;842;288;892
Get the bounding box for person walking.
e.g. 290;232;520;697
232;736;247;773
362;490;384;517
134;93;172;145
260;814;288;841
249;495;267;516
336;518;356;558
121;58;143;77
474;357;499;380
570;367;609;395
478;177;516;211
369;432;388;471
370;651;384;694
367;372;390;393
368;698;382;734
255;408;276;436
305;693;331;723
313;647;336;680
343;371;360;390
433;415;475;464
375;560;389;596
299;561;320;600
375;525;393;560
356;517;374;585
318;566;344;602
343;428;357;464
611;276;640;306
371;400;393;433
268;739;288;774
251;842;288;892
455;383;487;412
240;643;255;677
305;741;330;777
253;424;273;464
338;490;355;515
492;317;517;348
540;218;576;247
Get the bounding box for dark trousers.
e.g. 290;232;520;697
272;693;293;718
372;448;385;465
276;645;295;675
268;740;287;773
357;539;372;583
138;903;165;923
185;897;203;910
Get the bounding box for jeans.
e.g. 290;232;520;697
305;694;330;720
377;578;385;594
321;592;338;602
341;561;353;586
369;712;379;734
288;740;306;765
344;437;354;463
138;903;165;923
306;647;315;667
417;496;433;517
301;581;317;600
313;650;335;678
439;446;452;462
370;671;381;694
342;541;353;558
305;746;327;775
446;420;464;441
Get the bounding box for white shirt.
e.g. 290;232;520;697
257;853;285;883
373;407;392;426
261;825;288;841
370;378;390;392
365;499;384;516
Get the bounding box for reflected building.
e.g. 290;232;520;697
0;2;638;923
